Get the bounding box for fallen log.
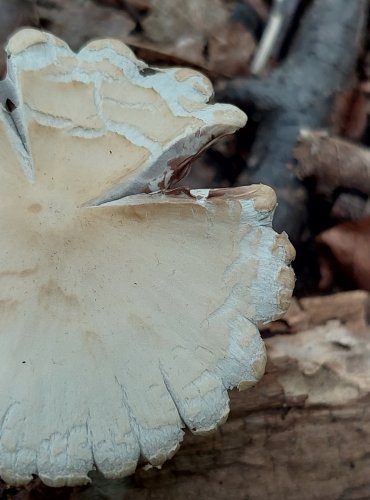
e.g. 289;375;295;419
2;291;369;499
121;292;370;500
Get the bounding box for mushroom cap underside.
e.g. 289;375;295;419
0;29;295;487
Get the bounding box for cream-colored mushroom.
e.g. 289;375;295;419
0;29;295;487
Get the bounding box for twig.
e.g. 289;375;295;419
251;0;301;75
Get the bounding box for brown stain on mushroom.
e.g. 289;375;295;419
38;280;79;311
84;330;102;354
0;266;38;278
167;156;193;186
128;313;162;346
28;203;42;214
0;299;18;312
129;313;155;336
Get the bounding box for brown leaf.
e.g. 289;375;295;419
342;89;369;140
36;0;135;51
130;20;255;78
244;0;269;21
142;0;230;44
317;217;370;291
207;21;255;77
132;0;255;77
128;35;207;70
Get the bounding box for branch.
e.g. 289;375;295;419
218;0;369;243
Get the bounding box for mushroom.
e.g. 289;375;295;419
0;29;295;487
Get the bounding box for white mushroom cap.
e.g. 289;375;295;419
0;29;295;487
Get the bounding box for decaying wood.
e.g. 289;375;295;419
219;0;369;243
122;291;370;500
262;289;370;334
2;291;369;499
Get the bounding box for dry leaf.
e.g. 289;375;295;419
132;0;255;77
36;0;135;51
331;193;370;221
137;0;256;76
342;89;369;140
207;21;255;77
244;0;269;21
129;36;207;70
142;0;229;44
317;217;370;291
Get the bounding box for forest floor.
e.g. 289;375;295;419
1;1;370;498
